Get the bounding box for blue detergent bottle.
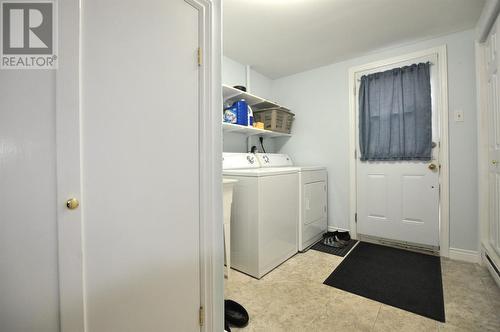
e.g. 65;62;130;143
235;100;248;126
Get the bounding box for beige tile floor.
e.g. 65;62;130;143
224;247;500;332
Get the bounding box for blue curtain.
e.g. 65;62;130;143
359;62;432;161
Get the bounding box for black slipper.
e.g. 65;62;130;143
225;300;249;328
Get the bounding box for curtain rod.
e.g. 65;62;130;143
356;62;434;81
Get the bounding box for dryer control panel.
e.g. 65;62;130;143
256;153;293;167
222;153;260;170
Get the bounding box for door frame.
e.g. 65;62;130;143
55;0;222;331
476;38;492;263
476;28;500;271
347;45;450;257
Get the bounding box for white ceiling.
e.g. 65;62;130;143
223;0;485;79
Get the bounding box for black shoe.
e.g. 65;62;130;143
322;231;335;239
332;231;349;246
225;300;249;328
335;231;351;241
323;236;346;248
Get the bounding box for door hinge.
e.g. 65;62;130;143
199;306;204;326
354;150;357;159
197;47;202;66
355;213;358;223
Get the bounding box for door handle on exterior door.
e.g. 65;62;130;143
428;163;437;171
492;160;498;166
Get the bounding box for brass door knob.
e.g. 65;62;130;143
66;198;79;210
428;163;437;171
493;160;498;165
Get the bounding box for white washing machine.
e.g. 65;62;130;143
223;153;299;279
256;154;328;252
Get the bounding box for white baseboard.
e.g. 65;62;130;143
481;242;500;288
326;230;480;263
448;247;481;264
327;226;350;233
484;254;500;289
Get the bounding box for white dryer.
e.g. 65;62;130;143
223;153;299;279
256;154;328;251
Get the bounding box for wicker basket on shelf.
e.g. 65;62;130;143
253;107;294;134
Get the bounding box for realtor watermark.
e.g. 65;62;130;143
1;0;57;69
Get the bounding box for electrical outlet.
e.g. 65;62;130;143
454;110;464;122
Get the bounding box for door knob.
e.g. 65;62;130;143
66;198;79;210
428;163;437;171
493;160;498;166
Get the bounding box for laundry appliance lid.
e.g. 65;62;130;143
223;167;300;177
256;154;326;171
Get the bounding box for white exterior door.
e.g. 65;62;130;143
355;56;441;248
357;161;440;247
1;0;204;331
486;22;500;258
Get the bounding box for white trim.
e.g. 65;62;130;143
348;45;450;257
449;248;481;264
55;0;85;330
184;0;222;331
476;40;491;262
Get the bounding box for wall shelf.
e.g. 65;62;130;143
222;123;291;138
222;85;290;112
222;85;292;138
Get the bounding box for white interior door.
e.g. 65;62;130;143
79;1;201;331
487;22;500;258
356;56;441;248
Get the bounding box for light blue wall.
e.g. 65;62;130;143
271;30;479;252
222;56;277;153
222;56;273;100
222;56;246;88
